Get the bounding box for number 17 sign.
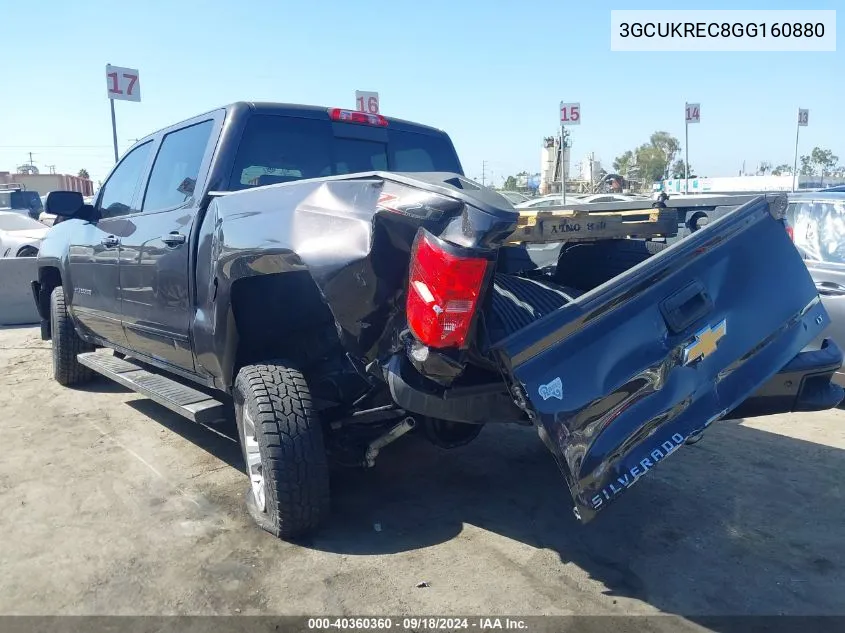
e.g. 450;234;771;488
106;64;141;102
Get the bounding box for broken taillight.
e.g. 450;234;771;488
407;230;489;349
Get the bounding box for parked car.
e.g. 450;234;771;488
497;190;531;205
514;193;642;209
0;210;48;257
785;191;845;385
34;102;843;540
0;188;43;220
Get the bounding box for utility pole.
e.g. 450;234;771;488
28;152;35;168
481;161;488;187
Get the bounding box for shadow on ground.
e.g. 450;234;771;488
110;389;845;617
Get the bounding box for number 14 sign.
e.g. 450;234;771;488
685;103;700;124
106;64;141;102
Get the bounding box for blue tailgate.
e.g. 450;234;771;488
492;195;829;521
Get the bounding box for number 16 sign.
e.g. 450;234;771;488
106;64;141;102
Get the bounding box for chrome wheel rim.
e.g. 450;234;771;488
241;407;266;512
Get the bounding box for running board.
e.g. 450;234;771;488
77;352;228;425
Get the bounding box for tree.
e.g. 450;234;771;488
757;161;772;175
503;176;517;191
613;131;681;184
612;150;635;175
810;147;840;185
771;164;792;176
670;160;694;179
78;168;90;180
648;131;680;170
799;155;814;177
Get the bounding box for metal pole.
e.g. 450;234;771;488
792;119;800;193
684;105;689;195
110;98;119;163
560;124;566;205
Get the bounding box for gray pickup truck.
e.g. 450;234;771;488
33;102;843;540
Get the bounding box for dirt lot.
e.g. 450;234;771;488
1;324;844;619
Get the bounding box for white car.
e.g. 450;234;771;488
515;193;646;209
0;210;49;257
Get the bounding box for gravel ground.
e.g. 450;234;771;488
1;325;843;620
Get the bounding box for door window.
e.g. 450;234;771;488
789;200;845;264
100;141;153;218
143;120;213;212
98;142;154;218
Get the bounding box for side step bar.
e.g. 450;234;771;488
77;352;228;425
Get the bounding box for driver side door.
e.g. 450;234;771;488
66;141;154;347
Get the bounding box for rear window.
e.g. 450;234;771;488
229;114;461;191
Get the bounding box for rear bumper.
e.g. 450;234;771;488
729;338;844;419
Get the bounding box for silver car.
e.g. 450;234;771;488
0;210;48;257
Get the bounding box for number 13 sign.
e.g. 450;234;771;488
106;64;141;103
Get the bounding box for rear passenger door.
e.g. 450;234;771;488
118;117;218;371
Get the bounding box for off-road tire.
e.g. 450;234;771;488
50;286;94;386
234;361;330;540
553;239;668;291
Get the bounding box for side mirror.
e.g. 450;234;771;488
45;191;95;221
46;191;83;216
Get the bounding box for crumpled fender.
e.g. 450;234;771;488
191;172;517;391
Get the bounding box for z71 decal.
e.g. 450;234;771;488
590;432;686;509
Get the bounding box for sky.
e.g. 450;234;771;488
0;0;841;186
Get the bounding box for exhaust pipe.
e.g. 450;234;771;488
364;417;416;467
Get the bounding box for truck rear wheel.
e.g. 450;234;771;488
50;286;94;386
553;239;668;291
234;361;331;540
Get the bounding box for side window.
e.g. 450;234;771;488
815;202;845;264
98;142;154;218
143;120;213;212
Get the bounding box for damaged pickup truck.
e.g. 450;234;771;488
33;102;844;539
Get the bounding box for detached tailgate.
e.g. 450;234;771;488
491;195;830;521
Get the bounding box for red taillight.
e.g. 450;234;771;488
328;108;388;127
786;225;795;241
407;231;489;349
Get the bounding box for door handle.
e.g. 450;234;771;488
162;232;186;247
815;281;845;297
101;235;119;248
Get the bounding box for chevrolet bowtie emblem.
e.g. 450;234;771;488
682;319;727;365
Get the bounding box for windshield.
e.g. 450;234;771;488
230;115;462;191
0;213;46;231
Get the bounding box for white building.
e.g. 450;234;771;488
656;174;845;195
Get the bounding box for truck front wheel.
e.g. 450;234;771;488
234;361;331;540
50;286;94;386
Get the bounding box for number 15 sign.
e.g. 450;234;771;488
560;102;581;125
106;64;141;102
